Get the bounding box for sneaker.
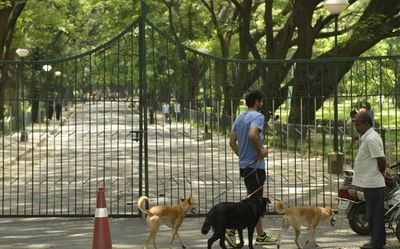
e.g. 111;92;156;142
360;243;387;249
360;243;373;249
225;229;238;248
255;232;278;245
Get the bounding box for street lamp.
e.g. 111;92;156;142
16;48;29;141
165;69;174;75
42;64;52;72
16;48;29;58
324;0;348;153
324;0;348;15
198;47;209;54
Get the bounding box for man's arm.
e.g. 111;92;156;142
249;127;267;159
229;131;239;156
377;157;387;174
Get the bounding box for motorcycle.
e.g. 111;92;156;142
338;161;400;242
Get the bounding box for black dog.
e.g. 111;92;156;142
201;196;271;249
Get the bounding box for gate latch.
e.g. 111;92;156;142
129;130;141;142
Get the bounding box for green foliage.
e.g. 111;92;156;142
3;0;400;125
351;14;387;43
0;0;12;9
13;0;137;58
8;0;399;66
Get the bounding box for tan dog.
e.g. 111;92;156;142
137;196;195;249
275;201;336;249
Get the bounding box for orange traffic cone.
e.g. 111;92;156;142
92;187;112;249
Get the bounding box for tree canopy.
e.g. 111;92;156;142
156;0;399;122
1;0;399;125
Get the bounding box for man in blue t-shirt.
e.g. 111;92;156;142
225;90;278;247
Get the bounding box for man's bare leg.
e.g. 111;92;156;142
256;218;264;236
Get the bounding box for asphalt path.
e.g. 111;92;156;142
0;214;398;249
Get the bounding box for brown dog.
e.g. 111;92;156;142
275;201;336;249
138;196;195;249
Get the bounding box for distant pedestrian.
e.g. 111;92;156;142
346;110;359;149
55;101;62;121
359;102;374;127
149;105;155;124
162;103;170;123
346;110;358;126
47;100;54;121
174;102;181;122
273;114;281;134
379;96;385;109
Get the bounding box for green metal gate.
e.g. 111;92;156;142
1;18;143;217
1;1;399;217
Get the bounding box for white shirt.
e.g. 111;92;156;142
174;103;181;113
162;104;169;114
353;128;385;188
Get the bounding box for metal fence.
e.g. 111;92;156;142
1;7;400;217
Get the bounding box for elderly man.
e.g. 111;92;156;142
353;112;387;249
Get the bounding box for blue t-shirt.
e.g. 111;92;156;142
232;110;265;169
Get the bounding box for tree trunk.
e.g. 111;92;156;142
287;0;400;124
225;0;253;118
0;2;27;128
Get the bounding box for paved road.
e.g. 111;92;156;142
2;100;344;217
1;101;399;248
0;214;398;249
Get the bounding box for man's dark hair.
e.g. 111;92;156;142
357;111;373;127
245;90;263;107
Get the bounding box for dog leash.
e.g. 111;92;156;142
204;158;261;203
234;158;262;183
243;158;276;199
240;158;260;179
246;185;264;198
197;158;275;210
242;159;283;202
245;183;282;201
265;194;281;202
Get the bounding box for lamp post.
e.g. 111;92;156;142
54;71;62;122
324;0;348;153
42;65;52;122
16;48;29;142
54;71;61;96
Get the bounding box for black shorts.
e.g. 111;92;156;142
240;168;266;197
